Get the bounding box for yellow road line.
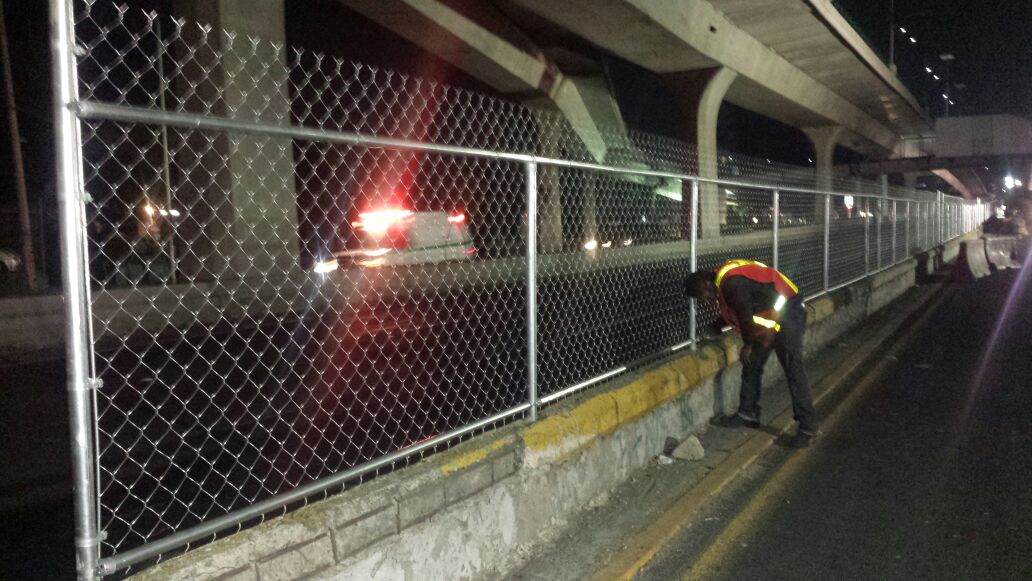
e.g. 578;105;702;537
592;290;944;581
681;296;942;580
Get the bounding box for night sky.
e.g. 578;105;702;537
835;0;1032;117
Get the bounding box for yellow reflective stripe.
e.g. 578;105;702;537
715;261;745;286
752;315;781;332
778;272;799;294
715;259;766;287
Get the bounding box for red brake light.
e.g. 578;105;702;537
448;212;466;224
352;208;414;235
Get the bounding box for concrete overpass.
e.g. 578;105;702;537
840;115;1032;199
335;0;934;157
336;0;934;231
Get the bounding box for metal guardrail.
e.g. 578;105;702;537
52;2;990;578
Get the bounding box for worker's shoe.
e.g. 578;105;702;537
789;430;817;448
718;413;761;429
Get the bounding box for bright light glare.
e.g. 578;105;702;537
925;66;932;73
933;74;940;80
313;260;338;274
583;239;599;251
364;248;390;257
844;195;855;211
909;36;917;44
1017;179;1025;187
899;27;907;33
1005;175;1016;189
601;240;613;248
751;216;759;224
447;212;466;224
623;239;633;246
353;209;413;235
357;257;386;268
143;204;155;216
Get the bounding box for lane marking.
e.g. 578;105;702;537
681;293;944;580
591;287;945;581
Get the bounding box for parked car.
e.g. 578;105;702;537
315;208;475;273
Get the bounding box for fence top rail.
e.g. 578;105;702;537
70;100;976;205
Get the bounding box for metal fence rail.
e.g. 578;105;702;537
54;2;989;579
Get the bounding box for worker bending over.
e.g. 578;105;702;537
686;260;817;448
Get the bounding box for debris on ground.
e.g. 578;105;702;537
672;435;706;461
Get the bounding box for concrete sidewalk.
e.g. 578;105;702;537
504;279;946;581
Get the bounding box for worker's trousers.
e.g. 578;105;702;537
738;303;817;433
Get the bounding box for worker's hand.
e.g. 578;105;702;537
740;344;753;365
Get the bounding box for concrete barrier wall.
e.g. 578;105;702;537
0;294;65;355
132;255;929;581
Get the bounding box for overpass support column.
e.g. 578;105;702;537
671;67;738;239
803;126;844;225
803;126;845;192
172;0;299;282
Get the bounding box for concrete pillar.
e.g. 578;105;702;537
803;126;844;191
172;0;299;282
803;126;844;222
669;67;738;238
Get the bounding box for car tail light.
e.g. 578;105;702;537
447;212;466;224
352;208;414;235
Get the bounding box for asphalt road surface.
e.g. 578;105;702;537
643;268;1032;580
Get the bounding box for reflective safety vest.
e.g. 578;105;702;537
714;260;799;333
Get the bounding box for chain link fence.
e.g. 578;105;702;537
54;2;990;578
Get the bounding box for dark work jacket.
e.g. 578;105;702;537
719;276;804;346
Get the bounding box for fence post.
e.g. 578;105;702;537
864;197;870;274
892;200;898;264
823;192;830;291
876;198;882;270
525;161;539;422
51;0;100;579
689;178;699;350
904;201;910;258
938;192;943;245
772;189;779;271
